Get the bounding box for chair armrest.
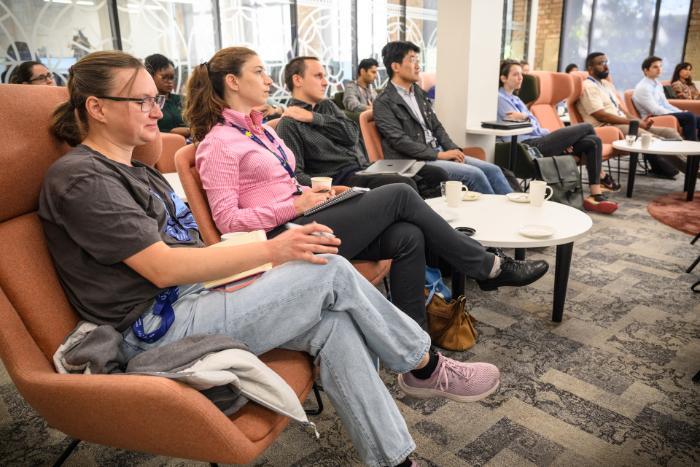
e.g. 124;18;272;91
594;126;623;144
649;115;680;131
462;146;485;160
668;99;700;116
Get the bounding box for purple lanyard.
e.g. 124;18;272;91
228;122;302;194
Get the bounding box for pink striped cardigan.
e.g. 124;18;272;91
196;108;308;234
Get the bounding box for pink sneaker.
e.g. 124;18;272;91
397;353;500;403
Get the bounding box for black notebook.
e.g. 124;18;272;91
481;120;532;130
303;187;369;216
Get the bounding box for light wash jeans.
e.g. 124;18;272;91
428;157;513;194
123;255;431;467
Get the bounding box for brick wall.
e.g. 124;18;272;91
685;0;700;68
533;0;563;71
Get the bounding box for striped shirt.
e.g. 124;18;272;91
196;108;308;234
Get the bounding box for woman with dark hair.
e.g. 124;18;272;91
184;47;548;329
8;60;55;85
497;59;619;214
671;62;699;100
41;48;507;467
564;63;579;74
144;53;190;137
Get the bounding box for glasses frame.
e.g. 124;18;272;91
29;73;54;83
95;94;166;113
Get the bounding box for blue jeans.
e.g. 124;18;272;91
123;255;430;467
427;157;513;194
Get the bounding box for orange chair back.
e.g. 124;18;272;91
155;133;187;173
359;109;384;162
529;71;572;132
173;145;222;246
566;71;590;124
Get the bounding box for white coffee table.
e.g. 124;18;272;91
466;125;533;171
162;172;187;202
426;194;592;322
612;139;700;201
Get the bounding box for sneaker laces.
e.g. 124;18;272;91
434;355;474;391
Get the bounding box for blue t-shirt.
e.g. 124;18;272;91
497;87;550;142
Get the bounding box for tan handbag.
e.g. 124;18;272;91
425;291;478;351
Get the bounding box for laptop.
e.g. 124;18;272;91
355;159;425;177
481;120;532;130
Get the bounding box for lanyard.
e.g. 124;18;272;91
131;286;179;343
587;77;621;111
228;122;303;194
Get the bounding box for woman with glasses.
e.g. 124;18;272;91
41;50;501;467
8;61;55;86
144;53;190;137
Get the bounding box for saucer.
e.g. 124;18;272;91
506;193;530;203
519;224;555;238
463;191;481;201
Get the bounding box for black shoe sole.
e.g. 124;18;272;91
477;262;549;291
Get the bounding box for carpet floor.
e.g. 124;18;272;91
1;170;698;467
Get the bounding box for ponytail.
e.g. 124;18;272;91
51;101;83;147
182;47;258;143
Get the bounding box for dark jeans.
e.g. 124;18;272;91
342;164;448;199
525;123;603;185
671;111;700;141
272;184;495;327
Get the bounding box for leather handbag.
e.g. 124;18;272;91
532;155;584;210
425;292;478;351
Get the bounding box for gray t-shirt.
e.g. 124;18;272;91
39;145;203;331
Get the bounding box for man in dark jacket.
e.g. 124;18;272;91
275;55;447;197
373;41;512;195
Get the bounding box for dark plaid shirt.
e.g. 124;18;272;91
275;98;369;186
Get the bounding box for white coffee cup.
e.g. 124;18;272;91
310;176;332;191
441;181;467;207
640;133;652;148
528;180;553;207
625;134;636;145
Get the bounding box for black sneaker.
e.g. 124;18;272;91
601;173;621;192
476;256;549;291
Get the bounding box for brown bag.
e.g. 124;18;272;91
425;291;478;351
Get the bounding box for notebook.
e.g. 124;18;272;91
303;186;369;216
203;230;273;290
354;159;424;177
481;120;532;130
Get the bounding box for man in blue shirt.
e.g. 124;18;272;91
633;56;699;141
497;60;619;214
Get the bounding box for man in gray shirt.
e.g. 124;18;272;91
343;58;379;112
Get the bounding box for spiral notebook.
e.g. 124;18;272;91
203;230;272;290
303;187;370;216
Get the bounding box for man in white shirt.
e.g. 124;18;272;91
633;56;699;141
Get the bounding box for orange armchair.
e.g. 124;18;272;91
154;132;187;173
622;90;680;132
0;84;317;465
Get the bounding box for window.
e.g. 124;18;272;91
559;0;692;91
0;0;114;84
501;0;532;61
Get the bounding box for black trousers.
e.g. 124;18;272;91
525;123;603;185
273;184;495;327
342;164;448;199
671;111;700;141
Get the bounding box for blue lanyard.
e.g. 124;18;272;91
131;286;179;343
228;123;303;194
587;77;620;110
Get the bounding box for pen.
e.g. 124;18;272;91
285;222;336;239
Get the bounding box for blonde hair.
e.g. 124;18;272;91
183;47;257;143
51;51;143;146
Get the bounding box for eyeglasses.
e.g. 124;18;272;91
95;94;167;112
595;60;610;66
29;73;54;83
405;56;420;64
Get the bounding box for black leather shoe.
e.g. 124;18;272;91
476;256;549;291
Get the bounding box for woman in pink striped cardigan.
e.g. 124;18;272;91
185;47;548;329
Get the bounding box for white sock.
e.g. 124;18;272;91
488;255;501;279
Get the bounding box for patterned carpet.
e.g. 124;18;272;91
1;170;699;466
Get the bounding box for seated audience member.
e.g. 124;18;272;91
145;53;190;137
520;60;530;73
343;58;379;112
579;52;684;177
8;61;55;85
185;47;548;327
373;41;513;195
565;63;579;74
276;56;447;197
633;56;700;141
497;60;619;214
671;62;699;100
42;50;505;467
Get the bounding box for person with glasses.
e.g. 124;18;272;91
42;50;505;467
8;61;55;86
144;53;189;138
